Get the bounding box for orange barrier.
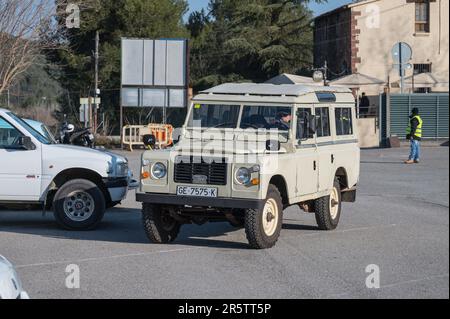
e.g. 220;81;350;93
122;124;174;151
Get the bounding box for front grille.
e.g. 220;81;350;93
174;157;227;186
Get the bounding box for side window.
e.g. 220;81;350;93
0;117;23;149
296;108;314;140
335;108;353;136
315;107;331;138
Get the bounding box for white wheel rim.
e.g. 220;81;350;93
262;198;279;237
63;191;95;222
329;187;340;220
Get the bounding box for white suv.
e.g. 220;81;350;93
137;83;360;249
0;108;137;230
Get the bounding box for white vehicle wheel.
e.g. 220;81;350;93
63;191;95;222
53;179;105;230
314;178;342;230
245;185;283;249
262;198;279;237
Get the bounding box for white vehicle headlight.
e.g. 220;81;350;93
151;162;167;179
235;167;251;185
116;162;129;177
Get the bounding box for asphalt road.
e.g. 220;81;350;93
0;147;448;299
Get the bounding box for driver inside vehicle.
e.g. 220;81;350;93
272;111;292;131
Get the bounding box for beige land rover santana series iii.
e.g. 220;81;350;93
137;83;360;249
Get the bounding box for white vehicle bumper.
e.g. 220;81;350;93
105;170;139;202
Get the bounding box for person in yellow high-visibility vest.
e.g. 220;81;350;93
404;108;423;164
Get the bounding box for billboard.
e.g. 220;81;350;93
121;38;188;108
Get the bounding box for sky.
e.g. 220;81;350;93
186;0;352;18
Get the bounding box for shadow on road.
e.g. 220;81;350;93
0;208;244;249
0;207;318;250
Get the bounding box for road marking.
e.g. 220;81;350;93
329;274;449;298
15;247;206;269
380;274;449;289
283;224;397;239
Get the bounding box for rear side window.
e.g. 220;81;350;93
335;108;353;136
315;108;330;138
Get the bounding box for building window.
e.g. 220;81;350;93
413;63;432;74
415;0;430;33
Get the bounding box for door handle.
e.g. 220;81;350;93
313;161;317;171
331;154;335;164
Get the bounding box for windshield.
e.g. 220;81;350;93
188;104;240;128
7;112;52;145
240;106;292;131
187;103;293;132
24;119;57;144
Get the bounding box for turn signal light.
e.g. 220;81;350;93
251;178;260;186
141;171;150;179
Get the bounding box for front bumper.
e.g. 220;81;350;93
104;173;139;202
136;192;265;210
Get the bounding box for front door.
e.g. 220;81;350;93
0;116;42;201
295;107;318;196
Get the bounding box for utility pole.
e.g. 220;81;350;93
94;30;99;133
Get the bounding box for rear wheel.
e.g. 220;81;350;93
314;178;342;230
53;179;106;230
142;204;181;243
244;185;283;249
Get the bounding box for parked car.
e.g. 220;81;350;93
136;83;360;249
0;108;138;230
0;255;29;299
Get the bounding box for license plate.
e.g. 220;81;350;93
176;186;218;198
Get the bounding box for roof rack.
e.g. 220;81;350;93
200;83;350;98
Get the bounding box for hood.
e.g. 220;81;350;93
45;144;127;162
175;128;289;155
174;139;269;155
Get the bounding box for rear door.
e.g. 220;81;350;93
295;107;318;196
0;116;42;201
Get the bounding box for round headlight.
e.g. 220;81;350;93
235;167;251;185
151;162;167;179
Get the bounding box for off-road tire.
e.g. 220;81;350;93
142;204;181;243
53;179;106;230
314;178;342;230
244;185;283;249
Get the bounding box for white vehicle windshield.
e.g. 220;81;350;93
188;104;240;128
7;112;52;145
187;104;293;132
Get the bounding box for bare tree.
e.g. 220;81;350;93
0;0;58;95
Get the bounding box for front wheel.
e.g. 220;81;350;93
142;204;181;243
53;179;106;230
314;178;342;230
244;185;283;249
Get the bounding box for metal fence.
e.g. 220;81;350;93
380;93;449;143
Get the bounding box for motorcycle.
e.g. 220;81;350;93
58;121;95;148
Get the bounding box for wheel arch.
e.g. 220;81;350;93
268;175;289;207
334;167;349;190
46;168;111;206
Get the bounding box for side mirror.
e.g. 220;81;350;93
18;136;35;150
266;140;281;152
143;134;156;148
